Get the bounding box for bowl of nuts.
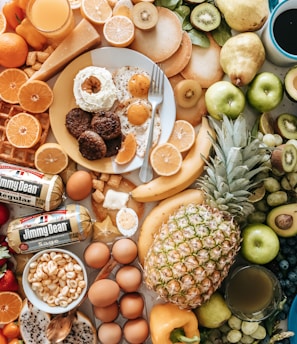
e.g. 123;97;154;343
22;248;88;314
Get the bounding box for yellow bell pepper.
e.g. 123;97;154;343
16;18;47;50
150;303;200;344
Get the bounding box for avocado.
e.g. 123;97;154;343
266;203;297;237
284;65;297;102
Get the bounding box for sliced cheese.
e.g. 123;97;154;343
30;19;101;82
103;189;129;210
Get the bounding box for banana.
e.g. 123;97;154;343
132;116;215;202
138;188;204;266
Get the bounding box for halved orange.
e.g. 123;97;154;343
80;0;113;25
115;133;137;165
6;112;42;148
150;142;182;176
0;11;7;35
34;142;69;174
167;119;196;152
0;291;23;324
112;0;134;18
0;68;29;104
103;15;135;47
17;80;54;113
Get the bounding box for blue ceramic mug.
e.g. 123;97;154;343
261;0;297;66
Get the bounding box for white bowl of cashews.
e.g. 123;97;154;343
23;248;88;314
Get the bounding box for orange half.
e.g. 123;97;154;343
150;142;182;176
0;292;23;324
18;80;54;113
0;68;29;104
6;112;42;148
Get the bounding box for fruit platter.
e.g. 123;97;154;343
1;0;297;343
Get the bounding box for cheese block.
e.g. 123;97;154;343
30;19;101;81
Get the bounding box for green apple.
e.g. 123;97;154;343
205;80;246;120
246;72;284;112
241;223;280;265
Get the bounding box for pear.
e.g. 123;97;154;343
194;292;232;328
215;0;269;32
220;32;265;87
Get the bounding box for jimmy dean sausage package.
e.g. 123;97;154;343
0;163;64;211
7;204;93;253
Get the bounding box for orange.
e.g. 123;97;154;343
34;142;69;174
150;142;182;176
17;80;54;113
103;15;135;47
112;0;133;18
167;119;196;152
0;68;28;104
0;292;23;324
0;32;28;68
6;112;42;148
115;133;137;165
0;11;7;34
80;0;112;25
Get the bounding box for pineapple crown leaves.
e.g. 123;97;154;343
196;114;270;220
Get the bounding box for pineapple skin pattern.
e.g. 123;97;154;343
143;115;269;309
143;203;241;309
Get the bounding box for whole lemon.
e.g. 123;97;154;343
0;32;28;68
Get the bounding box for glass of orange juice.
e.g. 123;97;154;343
26;0;74;43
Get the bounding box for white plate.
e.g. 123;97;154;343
49;47;176;174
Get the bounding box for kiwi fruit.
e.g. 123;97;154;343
259;112;274;135
190;3;221;32
132;2;158;30
284;65;297;102
174;79;202;108
271;144;297;173
275;113;297;140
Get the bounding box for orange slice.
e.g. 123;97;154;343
103;15;135;47
167;119;196;153
6;112;42;148
0;11;7;35
0;68;29;104
115;133;137;165
80;0;112;25
0;291;23;324
34;142;69;174
17;80;54;113
150;142;182;176
112;0;133;18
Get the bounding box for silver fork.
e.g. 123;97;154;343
139;64;164;183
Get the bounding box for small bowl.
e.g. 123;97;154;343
23;248;88;314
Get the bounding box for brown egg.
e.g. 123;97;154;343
88;279;120;307
119;292;144;319
84;242;110;269
66;170;93;200
94;301;119;322
123;317;149;344
115;265;142;292
111;238;138;264
98;322;122;344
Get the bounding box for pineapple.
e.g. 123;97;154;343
143;115;269;309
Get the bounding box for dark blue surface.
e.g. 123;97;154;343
288;294;297;343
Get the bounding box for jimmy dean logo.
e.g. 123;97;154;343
20;221;71;241
0;176;42;196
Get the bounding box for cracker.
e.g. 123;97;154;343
130;7;183;63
